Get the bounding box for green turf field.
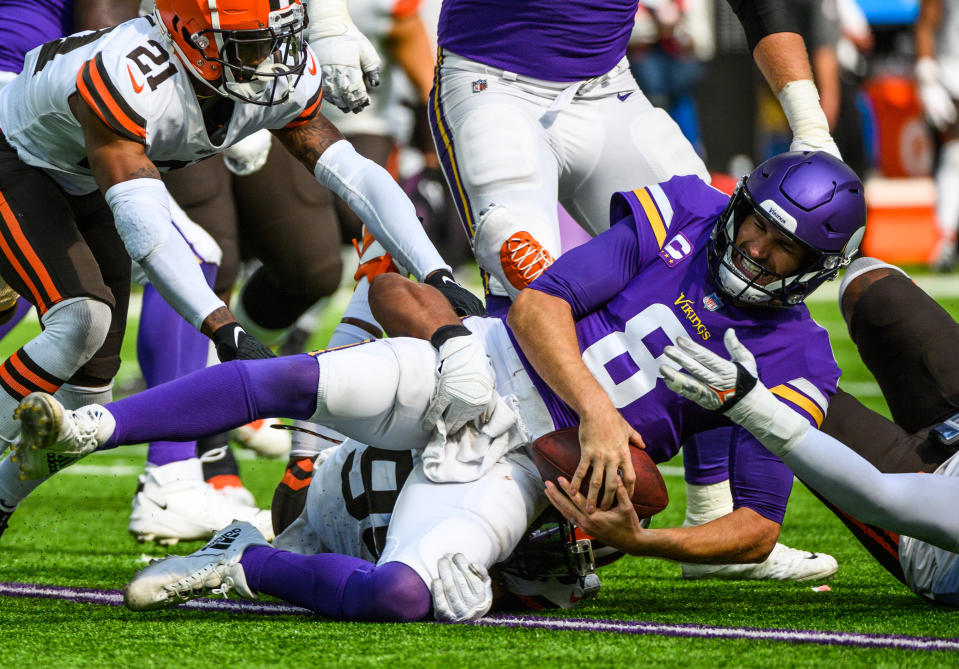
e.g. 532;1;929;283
1;270;959;667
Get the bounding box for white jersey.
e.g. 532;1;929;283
899;450;959;605
0;16;324;195
275;440;417;561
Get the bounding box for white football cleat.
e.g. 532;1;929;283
124;520;269;611
12;392;115;479
230;418;291;459
681;543;838;581
129;458;274;545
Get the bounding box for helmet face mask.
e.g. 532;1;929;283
709;151;867;307
155;0;307;106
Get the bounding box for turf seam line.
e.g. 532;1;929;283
2;582;956;651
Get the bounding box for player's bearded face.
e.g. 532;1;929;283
731;214;809;286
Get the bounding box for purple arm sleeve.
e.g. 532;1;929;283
527;215;643;317
729;427;794;524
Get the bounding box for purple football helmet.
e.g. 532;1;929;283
709;151;867;306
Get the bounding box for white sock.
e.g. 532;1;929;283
683;480;734;527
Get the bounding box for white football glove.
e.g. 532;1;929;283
659;329;809;457
431;553;492;622
222;129;272;176
305;0;381;114
917;58;958;132
422;333;497;434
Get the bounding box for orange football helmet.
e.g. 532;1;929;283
153;0;307;105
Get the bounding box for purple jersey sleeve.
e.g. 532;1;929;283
526;214;642;317
529;174;723;315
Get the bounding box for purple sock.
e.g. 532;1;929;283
102;355;319;448
0;298;32;340
682;427;736;485
240;546;430;621
139;282;212;466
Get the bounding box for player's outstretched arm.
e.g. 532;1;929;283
661;329;959;553
726;0;840;156
508;288;640;511
545;476;779;562
72;95;271;361
273;116;483;317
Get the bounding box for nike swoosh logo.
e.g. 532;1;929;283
308;52;317;76
616;91;633;102
234;327;242;348
441;275;456;286
128;65;144;94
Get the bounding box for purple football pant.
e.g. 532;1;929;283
682;427;736;485
102;355;319;448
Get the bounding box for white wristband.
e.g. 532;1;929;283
305;0;352;39
916;57;941;85
777;79;832;148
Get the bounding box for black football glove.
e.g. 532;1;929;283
424;269;486;317
212;322;277;362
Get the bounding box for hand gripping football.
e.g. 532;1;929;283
532;427;668;518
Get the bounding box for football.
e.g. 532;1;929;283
532;427;669;518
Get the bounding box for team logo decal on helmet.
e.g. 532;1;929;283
708;151;867;306
153;0;307;106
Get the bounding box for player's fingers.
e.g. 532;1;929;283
438;554;466;610
600;462;619;509
568;459;589;498
544;480;577;520
629;428;646;450
430;577;451;618
619;455;637;497
363;66;381;89
586;462;604;511
451;553;481;596
614;478;635;515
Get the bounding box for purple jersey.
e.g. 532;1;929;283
437;0;637;81
0;0;73;74
508;175;839;522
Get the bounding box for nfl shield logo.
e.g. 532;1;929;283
702;293;723;312
472;79;487;93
